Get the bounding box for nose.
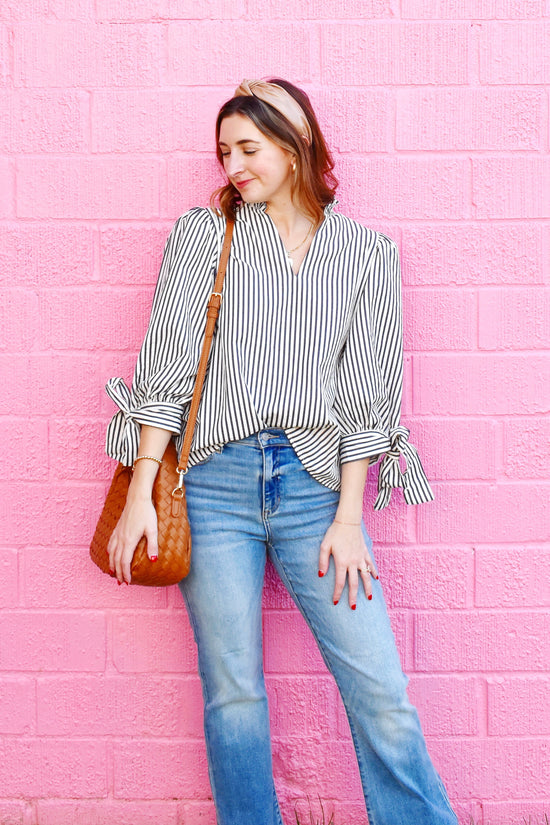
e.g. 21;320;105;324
224;152;245;178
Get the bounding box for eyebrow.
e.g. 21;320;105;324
218;139;262;147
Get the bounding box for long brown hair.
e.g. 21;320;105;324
210;79;338;226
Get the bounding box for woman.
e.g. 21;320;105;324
106;78;458;825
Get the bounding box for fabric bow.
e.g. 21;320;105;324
104;377;141;465
374;425;434;510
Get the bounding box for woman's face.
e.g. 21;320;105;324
218;113;294;206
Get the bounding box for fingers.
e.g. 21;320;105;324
145;523;159;563
318;538;331;579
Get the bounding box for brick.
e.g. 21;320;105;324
376;546;471;609
97;0;244;19
0;91;88;152
99;224;170;285
473;158;550;219
0;26;9;87
52;482;114;546
39;288;153;350
0;677;34;734
14;23;161;87
50;419;113;481
0;289;40;351
429;738;550;800
401;223;543;286
0;158;14;217
0;224;95;286
396;88;544;151
412;418;497;481
273;737;363;800
479;288;550;350
114;740;209;798
407;675;480;736
249;0;392;17
178;801;217;825
0;803;28;825
267;675;338;738
503;418;550;479
17;158;161;220
0;548;18;608
0;419;48;480
0;611;105;671
483;801;550;825
415;611;550;671
311;88;392;153
403;288;476;351
321;23;469;85
480;22;550;83
92;89;228;154
167;22;314;85
95;0;168;18
417;482;550;544
112;612;197;672
264;608;410;674
363;478;415;543
475;546;550;607
21;545;169;609
402;0;544;17
162;156;226;220
54;354;104;415
36;801;180;825
488;676;550;735
37;675;203;736
0;739;106;797
413;354;550;415
264;611;333;674
336;157;469;221
0;483;51;545
1;0;94;18
263;559;295;609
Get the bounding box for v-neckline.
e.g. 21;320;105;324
263;210;324;277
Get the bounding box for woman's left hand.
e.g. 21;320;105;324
318;521;378;610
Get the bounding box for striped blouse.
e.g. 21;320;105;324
105;200;433;510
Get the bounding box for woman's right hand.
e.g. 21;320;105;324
107;490;159;584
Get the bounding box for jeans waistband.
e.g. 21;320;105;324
237;429;291;448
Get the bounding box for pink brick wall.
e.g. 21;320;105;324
1;2;548;824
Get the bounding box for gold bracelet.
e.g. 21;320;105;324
132;455;163;471
334;518;361;526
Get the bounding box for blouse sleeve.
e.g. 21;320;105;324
333;232;434;510
104;208;218;465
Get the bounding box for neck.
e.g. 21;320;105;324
265;197;312;236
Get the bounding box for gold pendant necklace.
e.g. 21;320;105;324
285;222;314;256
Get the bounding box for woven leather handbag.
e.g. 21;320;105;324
89;218;234;586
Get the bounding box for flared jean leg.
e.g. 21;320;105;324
263;438;457;825
178;441;284;825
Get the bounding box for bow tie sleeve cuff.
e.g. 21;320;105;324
373;426;434;511
339;430;393;465
104;377;184;466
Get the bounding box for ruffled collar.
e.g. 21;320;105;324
238;199;339;220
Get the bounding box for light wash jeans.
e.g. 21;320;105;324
179;429;458;825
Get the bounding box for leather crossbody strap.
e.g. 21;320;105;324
176;218;235;475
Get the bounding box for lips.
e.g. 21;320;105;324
234;179;254;189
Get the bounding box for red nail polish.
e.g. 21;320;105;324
333;600;338;606
351;604;356;611
150;555;158;563
109;569;115;576
368;594;372;600
318;570;324;577
117;580;122;586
